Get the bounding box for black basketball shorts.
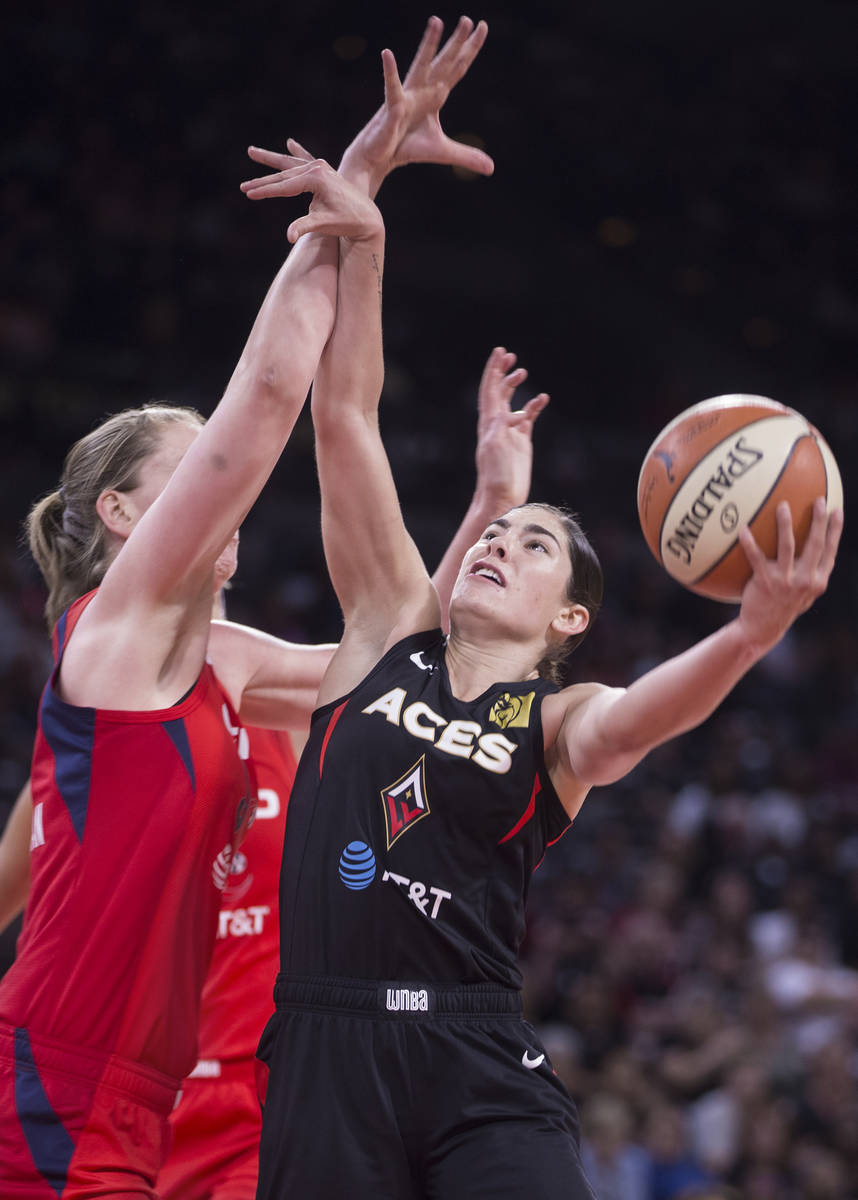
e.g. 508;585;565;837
255;975;596;1200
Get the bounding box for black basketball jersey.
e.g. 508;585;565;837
279;630;571;988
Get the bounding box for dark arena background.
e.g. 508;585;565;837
1;3;856;1195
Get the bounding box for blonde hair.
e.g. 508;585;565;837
27;404;204;629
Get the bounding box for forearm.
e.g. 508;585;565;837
432;487;515;631
225;232;339;419
311;227;435;632
0;781;32;934
573;619;768;783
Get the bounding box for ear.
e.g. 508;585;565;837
95;488;136;540
550;602;590;640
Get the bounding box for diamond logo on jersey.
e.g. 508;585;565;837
380;756;430;850
488;691;535;730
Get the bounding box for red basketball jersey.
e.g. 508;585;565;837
0;592;256;1082
194;726;296;1065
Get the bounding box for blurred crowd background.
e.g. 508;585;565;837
1;2;856;1196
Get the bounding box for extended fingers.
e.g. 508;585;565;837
478;348;521;415
401;15;444;88
286;137;314;162
446;19;489;87
738;522;767;575
432;15;475;78
241;159;328;198
775;500;796;571
246;145;292;169
381;48;406;109
820;506;844;578
799;497;842;592
510;393;550;432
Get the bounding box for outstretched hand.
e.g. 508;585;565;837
340;15;494;197
474;347;549;511
737;498;843;651
240;143;384;244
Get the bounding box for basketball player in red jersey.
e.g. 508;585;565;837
0;201;344;1192
0;20;509;1197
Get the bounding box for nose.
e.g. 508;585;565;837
489;537;507;559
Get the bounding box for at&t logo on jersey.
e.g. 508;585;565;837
212;843;233;890
382;870;451;920
217;905;270;937
362;689;516;774
338;841;377;890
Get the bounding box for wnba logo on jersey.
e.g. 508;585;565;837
380;756;430;849
385;987;430;1012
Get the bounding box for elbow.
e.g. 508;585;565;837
241;363;307;424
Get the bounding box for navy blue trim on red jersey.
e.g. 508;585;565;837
39;686;95;844
161;717;196;790
13;1027;74;1197
53;610;68;663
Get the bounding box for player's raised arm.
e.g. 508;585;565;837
56;191;340;709
545;499;843;814
242;17;493;211
98;236;336;617
244;154;432;702
432;347;549;631
339;15;493;199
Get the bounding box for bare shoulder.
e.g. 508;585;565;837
543;681;625;822
541;681;617;750
316;592;442;709
59;593;209;710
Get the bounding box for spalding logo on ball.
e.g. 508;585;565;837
637;396;843;602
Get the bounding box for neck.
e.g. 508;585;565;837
444;631;540;702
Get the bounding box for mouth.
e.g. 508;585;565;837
468;560;506;588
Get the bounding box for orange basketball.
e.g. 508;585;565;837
637;395;843;602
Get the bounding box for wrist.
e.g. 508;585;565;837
338;147;390;201
470;484;522;523
723;615;775;667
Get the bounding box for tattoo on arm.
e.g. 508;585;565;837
371;253;383;305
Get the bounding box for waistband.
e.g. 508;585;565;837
0;1021;180;1114
274;974;522;1020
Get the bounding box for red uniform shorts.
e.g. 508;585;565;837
158;1059;262;1200
0;1022;178;1199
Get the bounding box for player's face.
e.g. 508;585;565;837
213;529;240;592
452;506;585;644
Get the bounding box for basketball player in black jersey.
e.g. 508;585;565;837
245;19;844;1200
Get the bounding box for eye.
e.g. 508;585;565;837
526;540;548;553
483;529;498;541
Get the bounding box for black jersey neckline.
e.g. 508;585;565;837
311;628;556;722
